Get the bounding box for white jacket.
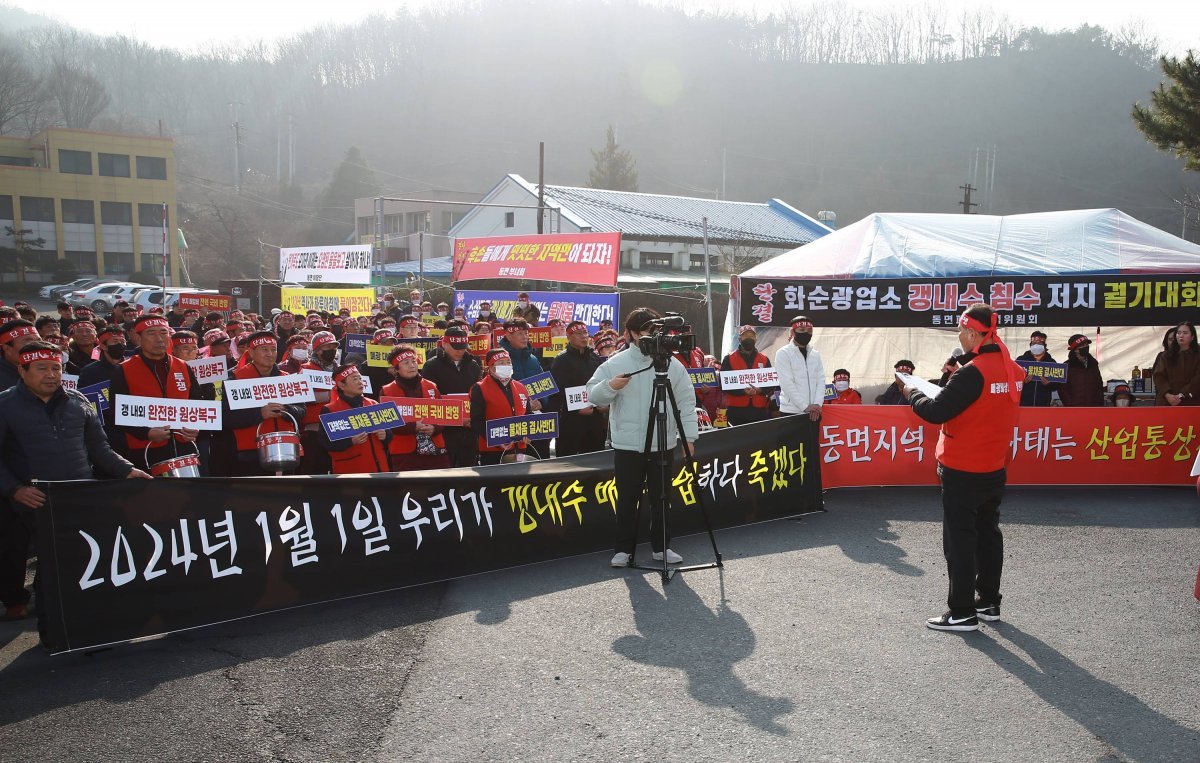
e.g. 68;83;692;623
774;342;826;414
586;345;698;452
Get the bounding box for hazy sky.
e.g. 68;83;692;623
10;0;1199;55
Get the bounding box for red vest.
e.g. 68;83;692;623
723;351;770;408
300;361;331;426
323;394;390;474
381;377;447;456
936;350;1024;473
120;353;194;451
826;388;862;405
475;376;528;453
232;364;298;453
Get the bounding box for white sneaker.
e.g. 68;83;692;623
610;552;631;567
651;549;683;564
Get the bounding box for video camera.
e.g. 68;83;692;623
637;313;695;358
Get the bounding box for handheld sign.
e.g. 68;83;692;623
79;381;111;413
719;368;780;390
527;327;555;348
223;376;315;410
564;385;592;411
485;413;559;447
443;392;471;420
178;293;232;313
187;355;228;386
61;374;79;392
522;371;559;400
366;343;392;368
342;333;372;357
114;394;222;430
381;396;466;426
301;368;334;390
320;401;404;442
467;334;491;356
1016;360;1068;382
824;383;837;401
688;367;720;388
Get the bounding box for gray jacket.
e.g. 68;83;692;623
586;345;698;452
0;382;134;499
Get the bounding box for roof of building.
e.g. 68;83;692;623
459;174;831;247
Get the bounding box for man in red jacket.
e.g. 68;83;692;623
320;364;389;474
904;303;1023;632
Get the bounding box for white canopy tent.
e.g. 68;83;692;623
725;209;1200;402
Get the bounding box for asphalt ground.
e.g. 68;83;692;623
1;486;1198;763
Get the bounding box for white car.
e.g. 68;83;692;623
40;276;101;300
130;287;217;314
68;282;144;312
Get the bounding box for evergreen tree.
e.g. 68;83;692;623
308;146;380;245
588;125;639;192
1132;52;1200;171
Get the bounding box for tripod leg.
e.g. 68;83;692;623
664;382;723;567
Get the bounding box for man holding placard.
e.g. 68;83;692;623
471;349;538;466
550;320;607;456
381;347;450;471
319;364;391;474
223;331;309;476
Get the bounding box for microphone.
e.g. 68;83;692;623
947;347;964;365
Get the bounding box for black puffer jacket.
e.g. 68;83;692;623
0;382;134;499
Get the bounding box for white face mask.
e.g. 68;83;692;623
291;348;309;362
1116;398;1131;408
518;301;528;308
493;365;513;381
834;380;849;392
1030;344;1045;355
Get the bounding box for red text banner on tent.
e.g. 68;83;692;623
178;293;232;313
820;405;1200;487
452;233;621;287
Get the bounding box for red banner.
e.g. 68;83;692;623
468;334;492;356
178;293;232;313
380;397;466;427
452;233;621;287
820;406;1200;487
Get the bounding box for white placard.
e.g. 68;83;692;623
895;372;943;400
301;368;371;393
114;394;223;430
565;385;592;411
187;355;228;386
61;374;79;392
361;375;373;394
719;368;780;391
223;376;315;410
279;245;373;285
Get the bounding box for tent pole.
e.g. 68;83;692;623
703;216;715;354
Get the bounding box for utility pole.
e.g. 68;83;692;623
959;184;978;214
537;141;545;234
229;102;242;194
288;113;295;185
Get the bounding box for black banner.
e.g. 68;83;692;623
36;416;820;654
738;274;1200;328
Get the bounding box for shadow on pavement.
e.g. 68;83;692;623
613;572;794;736
964;622;1200;763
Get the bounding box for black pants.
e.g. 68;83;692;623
0;501;33;608
613;447;675;555
443;428;478;468
725;406;770;427
939;464;1006;616
555;417;607;457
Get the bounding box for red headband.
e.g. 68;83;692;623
172;335;197;346
958;311;996;335
134;318;170;334
1068;335;1091;351
1;326;37;344
791;320;813;331
390;349;419;366
19;348;60;365
98;328;123;343
334;365;360;383
489;352;512;367
958;309;1021;403
248;335;277;350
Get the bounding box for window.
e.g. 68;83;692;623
0;195;12;220
406;211;429;232
0;155;33;167
504;212;515;228
385;214;402;235
62;199;95;224
104;252;133;275
64;251;97;271
441;211;464;233
141;253;165;272
138;203;164;227
20;197;55;222
358;217;375;238
101;202;132;226
98;153;130;177
135;155;167;180
58;149;92;175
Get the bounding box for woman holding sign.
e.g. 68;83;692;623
381;347;450;471
320;364;390;474
471;349;539;466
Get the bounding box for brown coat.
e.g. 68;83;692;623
1152;349;1200;406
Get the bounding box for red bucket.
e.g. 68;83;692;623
150;453;201;478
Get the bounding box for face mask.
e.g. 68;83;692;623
319;349;337;364
518;301;528;308
493;365;513;381
739;338;756;352
1030;344;1045;355
834;380;849;392
1076;347;1090;357
1115;398;1130;408
794;332;812;345
291;348;309;362
479;310;491;317
106;343;127;359
61;351;70;366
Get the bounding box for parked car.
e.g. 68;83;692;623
130;286;216;314
41;277;102;300
68;282;144;312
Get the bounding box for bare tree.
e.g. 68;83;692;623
0;46;44;135
45;60;110;129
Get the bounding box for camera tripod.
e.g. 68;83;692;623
625;354;723;584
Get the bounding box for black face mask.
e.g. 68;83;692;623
319;349;338;364
794;332;812;345
105;343;127;359
739;338;756;352
1076;347;1090;357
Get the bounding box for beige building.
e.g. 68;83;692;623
0;127;179;285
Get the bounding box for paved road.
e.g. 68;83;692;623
1;486;1198;762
